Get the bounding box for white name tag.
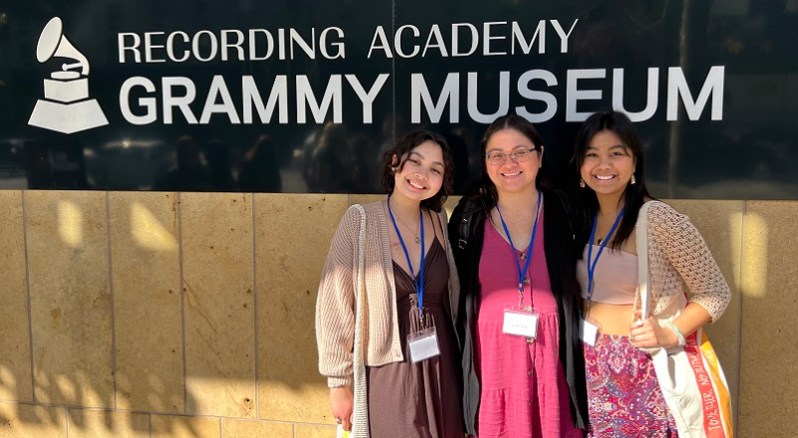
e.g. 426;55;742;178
407;328;440;363
502;308;539;339
580;318;600;346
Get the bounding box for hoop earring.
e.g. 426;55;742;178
579;177;586;188
631;174;636;185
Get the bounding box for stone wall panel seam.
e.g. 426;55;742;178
178;191;188;415
22;190;36;403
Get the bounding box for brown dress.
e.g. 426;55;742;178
367;238;464;438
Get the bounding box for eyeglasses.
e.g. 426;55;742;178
485;147;539;166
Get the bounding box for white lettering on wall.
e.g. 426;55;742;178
345;74;389;124
162;77;198;124
296;75;343;123
199;75;240;123
566;68;605;122
612;68;659;122
242;75;288;124
119;76;157;124
411;73;460;123
117;27;345;63
467;71;510;123
667;66;725;121
516;69;558;123
365;19;580;59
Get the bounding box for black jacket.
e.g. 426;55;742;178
447;189;589;435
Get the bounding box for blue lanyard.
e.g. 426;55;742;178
585;207;626;304
496;191;542;306
386;196;426;315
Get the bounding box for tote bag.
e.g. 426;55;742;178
636;201;734;438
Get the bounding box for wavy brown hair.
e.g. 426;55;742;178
380;130;455;212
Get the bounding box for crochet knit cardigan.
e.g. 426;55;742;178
315;201;461;437
635;201;730;322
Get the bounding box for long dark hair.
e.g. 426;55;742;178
570;110;654;250
472;114;546;214
380;129;454;212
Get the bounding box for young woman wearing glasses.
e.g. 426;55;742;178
449;115;588;437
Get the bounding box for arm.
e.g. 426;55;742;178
631;203;730;348
315;206;361;428
632;303;711;348
652;203;731;324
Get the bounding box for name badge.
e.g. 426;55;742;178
407;327;440;363
502;307;539;339
580;318;600;346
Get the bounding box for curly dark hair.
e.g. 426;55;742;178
380;130;455;212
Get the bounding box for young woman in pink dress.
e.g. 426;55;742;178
449;115;588;437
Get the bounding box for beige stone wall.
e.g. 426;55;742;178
0;190;795;437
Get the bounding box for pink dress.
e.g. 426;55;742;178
474;217;581;438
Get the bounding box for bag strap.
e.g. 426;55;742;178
457;211;471;250
635;200;656;319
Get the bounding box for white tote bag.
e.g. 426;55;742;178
636;201;733;438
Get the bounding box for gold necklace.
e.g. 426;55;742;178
394;210;421;244
596;211;620;245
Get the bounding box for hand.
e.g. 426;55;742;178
629;315;679;349
330;386;353;431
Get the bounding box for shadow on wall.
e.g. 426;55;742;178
0;192;335;434
0;379;202;436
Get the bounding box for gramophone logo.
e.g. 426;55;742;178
28;17;109;134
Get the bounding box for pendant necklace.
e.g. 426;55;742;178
390;202;422;244
596;210;621;245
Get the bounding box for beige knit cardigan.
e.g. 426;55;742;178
634;201;731;323
315;201;461;437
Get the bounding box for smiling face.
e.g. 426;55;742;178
580;129;636;199
484;128;542;195
391;140;445;203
